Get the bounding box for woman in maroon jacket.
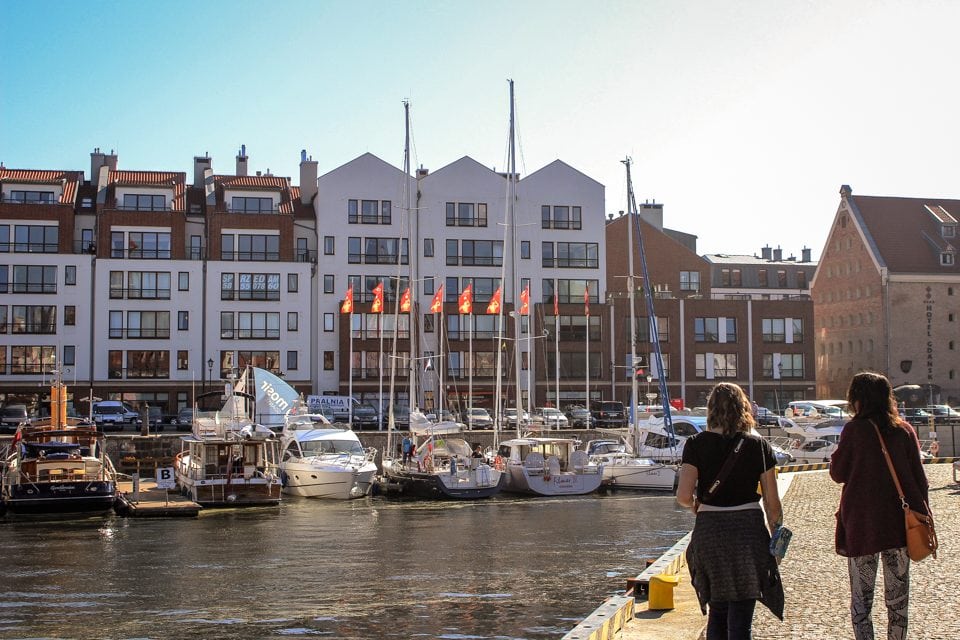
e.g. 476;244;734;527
831;371;930;640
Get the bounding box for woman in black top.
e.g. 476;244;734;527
677;382;784;639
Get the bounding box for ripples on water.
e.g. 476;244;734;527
0;492;693;639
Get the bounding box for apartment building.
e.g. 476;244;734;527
812;185;960;404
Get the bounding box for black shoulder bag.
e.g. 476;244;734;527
695;434;745;511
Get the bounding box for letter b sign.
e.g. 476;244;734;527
156;467;175;489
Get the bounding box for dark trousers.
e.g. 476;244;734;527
707;599;756;640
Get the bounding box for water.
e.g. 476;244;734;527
0;492;693;639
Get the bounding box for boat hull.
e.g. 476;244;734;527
602;462;677;491
502;466;603;496
177;478;281;508
381;462;504;499
4;481;116;515
281;462;376;499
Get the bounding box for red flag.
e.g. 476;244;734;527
584;285;590;317
458;284;473;314
553;292;559;316
486;286;502;314
430;284;444;313
519;284;530;315
399;287;411;313
340;285;354;314
371;282;384;313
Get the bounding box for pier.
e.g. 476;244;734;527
568;463;957;640
114;478;201;517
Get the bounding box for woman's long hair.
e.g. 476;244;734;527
706;382;756;437
846;371;905;432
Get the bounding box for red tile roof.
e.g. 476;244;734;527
0;168;83;204
850;195;959;274
109;170;186;212
213;174;294;214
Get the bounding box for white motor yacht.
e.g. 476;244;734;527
584;438;677;491
279;414;377;499
496;437;603;496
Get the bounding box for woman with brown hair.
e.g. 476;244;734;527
831;371;930;639
677;382;784;639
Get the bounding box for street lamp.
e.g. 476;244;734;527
645;374;653;403
206;358;214;393
777;361;784;414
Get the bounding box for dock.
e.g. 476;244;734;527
114;478;201;517
566;463;958;640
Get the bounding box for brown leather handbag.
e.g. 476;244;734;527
871;421;938;561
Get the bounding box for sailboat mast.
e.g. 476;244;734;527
509;81;523;438
404;100;418;412
624;158;639;433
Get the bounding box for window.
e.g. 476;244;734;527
113;271;171;299
721;269;731;287
108;350;122;378
542;278;598;304
521;241;530;259
122;194;166;211
941;252;955;266
348;199;391;224
64;306;76;326
695;353;738;378
288;312;298;331
221;272;281;301
295;237;310;263
189;235;202;260
797;271;807;288
541;205;582;230
423;313;434;333
445;202;488;227
237;350;279;373
0;225;7;252
178;272;189;290
680;271;700;292
13;265;57;293
943;224;956;238
762;318;786;342
237;312;280;339
288;273;298;292
234;234;280;261
763;354;804;378
324;313;334;331
62;345;75;366
542;242;599;268
11;345;56;373
323;351;335;370
758;269;768;287
456;240;503;267
424;238;434;257
11;306;56;333
64;265;76;285
631;315;670;343
792;318;803;342
731;269;742;287
178;311;189;331
777;270;787;287
724;318;737;342
9;190;54;204
110;311;170;338
695;317;719;342
220;312;234;339
324;274;335;294
112;231;171;259
544;351;602;379
14;225;58;253
323;236;335;255
230;197;273;213
125;350;170;378
287;351;298;371
0;305;5;333
177;350;189;370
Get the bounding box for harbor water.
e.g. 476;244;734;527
0;492;693;639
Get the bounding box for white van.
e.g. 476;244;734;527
92;400;141;430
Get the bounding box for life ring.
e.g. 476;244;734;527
930;441;940;457
494;455;504;471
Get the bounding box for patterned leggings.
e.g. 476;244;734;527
847;547;910;640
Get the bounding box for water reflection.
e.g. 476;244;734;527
0;493;693;639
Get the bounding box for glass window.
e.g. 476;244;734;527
762;318;786;342
288;273;298;292
324;313;334;332
231;197;273;213
521;241;530;259
0;225;8;252
64;306;76;326
189;235;202;260
324;236;335;255
759;269;768;287
680;271;700;291
288;312;298;331
178;311;189;331
14;225;58;253
12;265;57;293
287;351;298;371
694;317;719;342
9;190;54;203
221;234;235;261
724;318;737;342
122;194;166;211
65;265;76;285
220;312;235;339
177;350;189;370
324;274;334;294
424;238;434;257
324;351;335;370
62;345;75;366
178;272;189;290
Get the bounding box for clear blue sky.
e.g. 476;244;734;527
3;0;959;258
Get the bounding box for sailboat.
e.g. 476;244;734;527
174;366;282;507
377;101;505;499
1;369;117;516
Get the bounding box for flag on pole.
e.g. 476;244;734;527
486;286;502;314
458;283;473;314
519;284;530;315
340;284;354;314
553;292;559;316
430;285;444;313
399;287;412;313
371;281;384;313
584;285;590;317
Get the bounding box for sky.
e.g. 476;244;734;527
3;0;960;259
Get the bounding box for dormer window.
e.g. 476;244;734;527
942;251;955;266
231;196;275;214
9;190;54;204
122;194;166;211
944;224;956;238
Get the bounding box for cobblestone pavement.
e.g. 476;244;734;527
752;465;959;640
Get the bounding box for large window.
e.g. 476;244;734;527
230;197;274;213
110;271;171;299
630;316;670;343
762;318;803;343
541;205;582;230
694;317;719;342
348;237;408;265
695;353;738;378
111;231;171;258
221;234;280;261
445;202;488;227
541;278;598;304
543;315;601;341
11;306;56;333
323;274;335;294
545;351;603;378
447;240;503;267
763;353;804;378
542;242;600;268
12;265;57;293
11;345;56;374
109;311;170;338
234;312;281;339
125;350;170;378
680;271;700;292
348;199;391;225
221;272;281;301
121;194;166;211
236;350;280;373
8;190;54;204
14;225;58;253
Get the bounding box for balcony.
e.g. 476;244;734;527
110;287;171;300
109;328;172;339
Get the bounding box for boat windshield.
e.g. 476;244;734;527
300;439;364;456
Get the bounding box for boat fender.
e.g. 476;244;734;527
494;455;504;471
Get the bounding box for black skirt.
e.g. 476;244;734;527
686;508;784;620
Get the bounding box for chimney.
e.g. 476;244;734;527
90;147;105;182
236;144;248;176
773;246;783;261
639;201;664;231
103;149;118;173
840;184;852;198
761;245;772;260
299;149;318;205
416;166;429;178
802;246;812;262
193;154;212;187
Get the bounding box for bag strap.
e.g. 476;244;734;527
869;419;910;511
703;433;745;503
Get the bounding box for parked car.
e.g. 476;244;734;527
566;407;596;428
352;404;380;429
533;407;569;429
901;407;934;427
592;400;627;428
503;407;531;428
92;400;140;431
924;405;960;425
755;406;780;426
785;400;850;420
463;407;493;430
0;404;29;433
173;407;195;432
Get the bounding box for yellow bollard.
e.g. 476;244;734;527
648;572;681;610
